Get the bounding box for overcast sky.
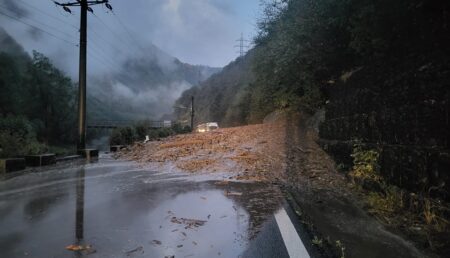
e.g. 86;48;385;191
0;0;261;78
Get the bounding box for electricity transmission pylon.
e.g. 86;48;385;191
234;33;250;57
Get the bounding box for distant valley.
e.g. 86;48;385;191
87;44;221;122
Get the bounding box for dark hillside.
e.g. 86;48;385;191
0;28;77;157
175;50;255;127
176;0;450;195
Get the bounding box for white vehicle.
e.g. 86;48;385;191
196;122;219;133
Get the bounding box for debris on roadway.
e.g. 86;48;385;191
116;118;287;182
65;244;92;251
170;217;207;229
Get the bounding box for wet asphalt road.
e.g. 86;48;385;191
0;155;301;258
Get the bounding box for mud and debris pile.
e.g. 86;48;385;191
116;120;287;181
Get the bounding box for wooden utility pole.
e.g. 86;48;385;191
54;0;112;150
78;1;87;150
191;96;195;132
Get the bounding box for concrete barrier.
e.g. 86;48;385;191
25;154;56;167
110;145;125;152
77;149;99;159
0;158;26;173
56;155;82;162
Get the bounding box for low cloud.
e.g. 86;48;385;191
110;80;192;119
2;0;30;18
0;0;259;121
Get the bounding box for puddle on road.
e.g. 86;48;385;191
0;161;283;258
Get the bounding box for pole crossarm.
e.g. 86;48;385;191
53;0;112;14
54;1;109;7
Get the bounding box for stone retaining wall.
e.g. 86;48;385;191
319;57;450;197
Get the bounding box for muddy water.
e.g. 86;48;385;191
0;156;283;258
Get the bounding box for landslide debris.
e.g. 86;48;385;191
116;120;286;182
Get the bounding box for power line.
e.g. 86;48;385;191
87;23;124;55
0;9;78;47
96;11;165;84
91;13;150;64
94;11;158;62
88;37;118;65
0;7;119;73
0;5;118;70
87;46;120;72
112;12;147;53
46;0;124;67
16;0;78;29
45;5;128;61
0;4;79;42
92;13;131;50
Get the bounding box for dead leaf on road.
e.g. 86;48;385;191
151;240;162;245
125;246;143;256
224;190;242;196
170;217;206;229
65;244;92;251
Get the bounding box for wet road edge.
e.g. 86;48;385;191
282;187;342;258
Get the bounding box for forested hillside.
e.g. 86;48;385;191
175;50;255;127
176;0;450;194
178;0;450;123
0;27;76;157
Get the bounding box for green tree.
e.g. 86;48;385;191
24;51;76;145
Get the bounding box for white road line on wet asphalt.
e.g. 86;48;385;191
275;208;310;258
0;169;183;197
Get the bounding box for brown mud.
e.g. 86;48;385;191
116;119;287;182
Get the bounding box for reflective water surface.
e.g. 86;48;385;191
0;157;283;257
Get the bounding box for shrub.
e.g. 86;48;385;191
109;123;190;146
109;128;123;145
0;115;46;158
349;140;381;182
120;126;136;145
134;122;149;141
172;123;192;134
157;128;174;138
109;126;136;145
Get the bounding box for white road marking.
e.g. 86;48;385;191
0;168;178;197
275;208;310;258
